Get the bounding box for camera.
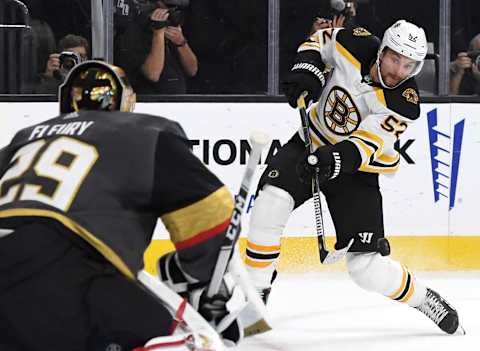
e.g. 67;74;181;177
59;51;82;71
467;50;480;69
328;0;355;20
135;0;190;29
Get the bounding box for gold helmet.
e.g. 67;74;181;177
59;60;136;113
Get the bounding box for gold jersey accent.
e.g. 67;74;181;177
352;27;372;37
161;186;233;248
0;208;134;279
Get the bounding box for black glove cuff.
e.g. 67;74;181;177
292;50;326;86
292;62;326;87
314;140;362;179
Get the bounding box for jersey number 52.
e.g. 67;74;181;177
0;137;98;211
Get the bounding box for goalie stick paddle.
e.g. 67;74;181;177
206;131;271;298
297;93;353;264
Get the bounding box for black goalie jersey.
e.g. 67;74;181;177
299;27;421;174
0;111;233;281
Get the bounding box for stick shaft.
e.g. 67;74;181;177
207;136;267;298
297;94;328;259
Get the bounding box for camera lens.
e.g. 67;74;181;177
62;58;76;71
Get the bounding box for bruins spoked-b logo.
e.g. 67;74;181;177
323;86;361;135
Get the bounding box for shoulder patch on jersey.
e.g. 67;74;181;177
382;79;421;120
336;28;380;74
352;27;371;37
402;88;419;105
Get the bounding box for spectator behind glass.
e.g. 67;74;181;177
310;0;357;35
34;34;89;94
450;33;480;95
115;0;198;94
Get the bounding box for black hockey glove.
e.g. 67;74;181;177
282;50;327;108
303;141;362;183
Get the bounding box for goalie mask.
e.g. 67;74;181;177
376;20;427;89
59;60;136;113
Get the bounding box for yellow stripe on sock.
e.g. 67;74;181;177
245;257;273;268
247;241;281;253
389;265;407;300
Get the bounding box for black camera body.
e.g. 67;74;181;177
135;0;189;29
59;51;82;71
467;50;480;68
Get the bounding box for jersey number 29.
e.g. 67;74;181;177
0;137;98;211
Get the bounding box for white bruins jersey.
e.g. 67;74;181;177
298;27;421;174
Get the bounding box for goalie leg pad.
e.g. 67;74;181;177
346;252;426;307
245;185;294;289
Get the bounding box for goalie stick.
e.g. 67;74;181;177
297;93;353;264
206;131;271;298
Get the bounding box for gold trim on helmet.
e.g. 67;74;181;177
59;60;136;113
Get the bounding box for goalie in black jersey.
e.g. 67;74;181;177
245;20;465;336
0;61;257;351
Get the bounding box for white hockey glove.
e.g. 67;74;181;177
157;252;249;346
190;273;248;346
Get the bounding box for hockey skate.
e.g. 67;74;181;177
259;287;271;305
257;270;277;305
415;288;465;335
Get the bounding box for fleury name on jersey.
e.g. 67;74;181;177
298;26;421;174
28;120;95;140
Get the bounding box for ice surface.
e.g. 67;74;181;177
236;272;480;351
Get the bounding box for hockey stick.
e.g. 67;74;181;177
297;93;353;264
206;131;271;298
137;270;225;350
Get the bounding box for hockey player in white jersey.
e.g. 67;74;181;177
245;20;465;335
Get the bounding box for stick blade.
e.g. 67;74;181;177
320;238;354;264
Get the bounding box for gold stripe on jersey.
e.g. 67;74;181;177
298;42;322;51
350;130;400;173
374;88;387;107
0;208;134;279
161;186;234;246
350;137;374;160
350;129;384;150
335;42;361;71
378;152;400;164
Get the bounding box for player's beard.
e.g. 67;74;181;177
382;74;402;88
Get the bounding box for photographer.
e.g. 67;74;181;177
450;33;480;95
115;0;198;94
34;34;89;94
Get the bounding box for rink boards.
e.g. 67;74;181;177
1;102;479;271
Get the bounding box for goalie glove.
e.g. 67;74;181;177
190;273;248;347
282;50;327;108
157;252;248;346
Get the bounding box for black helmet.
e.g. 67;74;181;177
59;60;136;113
